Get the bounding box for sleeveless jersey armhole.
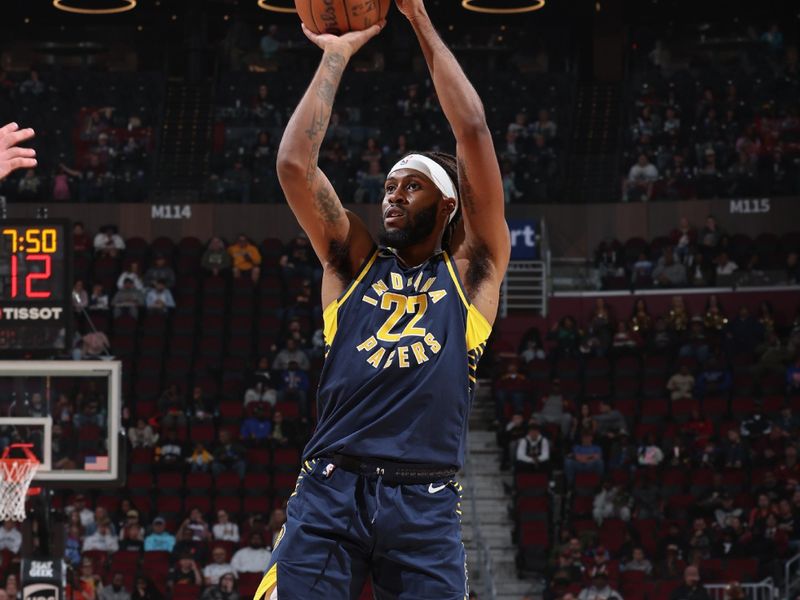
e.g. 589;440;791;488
442;252;492;353
323;248;379;348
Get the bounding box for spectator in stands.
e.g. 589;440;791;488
112;278;145;319
158;385;187;429
154;428;186;471
493;361;529;423
188;442;213;472
116;262;147;294
98;573;129;600
179;508;211;542
19;69;45;95
144;516;175;552
671;217;697;264
670;566;711;600
167;554;202;591
622;547;653;574
171;525;209;565
94;225;125;258
202;237;232;277
16;169;42;200
667;365;695;400
519;331;547;363
638;433;665;467
213;510;240;543
687;252;715;287
714;493;744;530
228;234;261;282
612;321;641;353
212;429;246;479
653;247;687;287
83;520;119;553
144;255;176;290
119;522;144;553
241;404;273;443
64;524;83;567
578;568;621;600
244;380;277;408
622;154;658;202
564;431;604;484
268;410;294;447
279;361;310;418
593;480;632;525
66;494;95;530
514;422;550;473
498;413;525;471
266;508;287;548
231;532;272;575
630;298;653;335
202;547;234;586
741;408;773;440
73;222;91;255
726;306;763;355
695;356;732;398
0;522;21;554
679;317;711;364
273;338;310;371
594;401;627;447
721;429;747;469
72;280;89;311
532;380;573;437
130;577;160;600
355;158;386;203
548;316;581;359
89;284;110;311
787;356;800;395
715;252;738;278
699;216;723;260
145;279;175;313
687;517;712;560
201;572;238;600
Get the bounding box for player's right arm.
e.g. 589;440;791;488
276;23;384;299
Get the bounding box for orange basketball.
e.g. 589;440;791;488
295;0;389;35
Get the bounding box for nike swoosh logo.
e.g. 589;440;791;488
428;483;447;494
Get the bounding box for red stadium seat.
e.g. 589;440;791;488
238;573;263;598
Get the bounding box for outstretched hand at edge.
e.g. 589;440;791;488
0;122;36;181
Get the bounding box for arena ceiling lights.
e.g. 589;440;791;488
53;0;137;15
461;0;545;14
256;0;297;14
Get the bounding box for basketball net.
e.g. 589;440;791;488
0;444;40;522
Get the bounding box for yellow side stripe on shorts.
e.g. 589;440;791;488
253;563;277;600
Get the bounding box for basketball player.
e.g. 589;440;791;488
0;122;37;181
256;0;509;597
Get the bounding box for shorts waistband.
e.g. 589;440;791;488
328;453;457;484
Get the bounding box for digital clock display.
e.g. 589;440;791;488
0;220;71;354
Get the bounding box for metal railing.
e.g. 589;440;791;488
463;441;497;600
501;261;548;317
785;552;800;600
705;578;776;600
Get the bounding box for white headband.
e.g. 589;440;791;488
388;154;459;223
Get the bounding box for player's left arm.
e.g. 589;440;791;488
399;0;510;272
0;122;37;181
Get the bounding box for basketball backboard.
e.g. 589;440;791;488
0;360;122;486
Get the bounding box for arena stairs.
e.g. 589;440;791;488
461;379;543;600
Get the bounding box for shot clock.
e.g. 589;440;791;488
0;220;72;354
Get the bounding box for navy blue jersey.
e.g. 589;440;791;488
303;247;492;469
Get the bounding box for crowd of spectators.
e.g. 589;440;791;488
622;23;800;201
209;20;569;204
494;293;800;595
596;215;800;290
0;68;162;203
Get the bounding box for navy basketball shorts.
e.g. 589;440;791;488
254;458;469;600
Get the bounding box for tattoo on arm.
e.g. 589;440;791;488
314;185;342;224
457;158;476;215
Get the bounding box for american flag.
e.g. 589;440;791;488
85;456;109;471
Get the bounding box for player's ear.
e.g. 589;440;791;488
443;197;456;217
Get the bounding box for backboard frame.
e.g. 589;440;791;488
0;360;123;487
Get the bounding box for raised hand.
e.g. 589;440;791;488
395;0;427;19
301;21;385;59
0;122;36;181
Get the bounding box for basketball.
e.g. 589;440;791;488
294;0;389;35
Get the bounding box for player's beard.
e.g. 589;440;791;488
378;203;439;249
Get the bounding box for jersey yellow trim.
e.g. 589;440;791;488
253;563;277;600
466;303;492;352
322;250;379;347
443;252;469;308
